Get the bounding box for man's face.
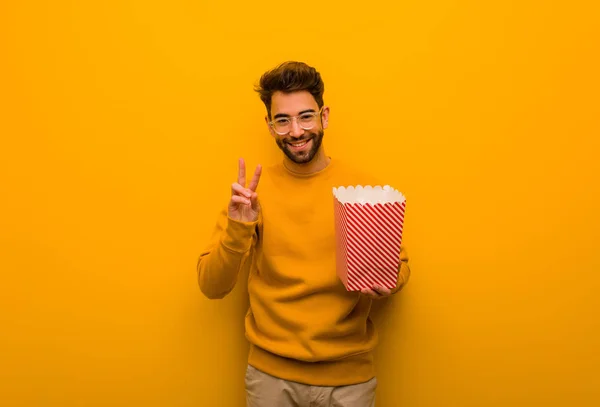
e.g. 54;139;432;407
267;91;329;165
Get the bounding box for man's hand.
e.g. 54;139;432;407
361;284;392;299
228;158;262;223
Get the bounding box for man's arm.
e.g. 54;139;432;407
197;209;257;299
197;158;262;300
390;245;410;294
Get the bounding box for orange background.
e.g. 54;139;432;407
1;1;599;406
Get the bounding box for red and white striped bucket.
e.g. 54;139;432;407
333;185;406;291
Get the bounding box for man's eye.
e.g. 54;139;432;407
276;119;290;125
299;114;314;122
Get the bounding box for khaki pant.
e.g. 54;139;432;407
245;365;377;407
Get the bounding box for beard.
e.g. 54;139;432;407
275;129;324;164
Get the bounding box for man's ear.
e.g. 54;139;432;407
321;106;330;130
265;115;277;138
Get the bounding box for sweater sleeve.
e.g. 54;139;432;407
391;245;411;294
197;208;258;299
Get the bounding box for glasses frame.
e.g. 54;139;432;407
268;107;324;136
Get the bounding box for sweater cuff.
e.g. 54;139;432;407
221;217;257;253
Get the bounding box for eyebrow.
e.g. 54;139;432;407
273;109;316;119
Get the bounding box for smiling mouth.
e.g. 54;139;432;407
287;139;311;148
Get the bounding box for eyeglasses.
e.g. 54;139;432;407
268;107;324;135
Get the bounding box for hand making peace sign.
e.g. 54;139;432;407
228;158;262;223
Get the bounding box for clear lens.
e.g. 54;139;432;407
273;118;291;134
272;113;318;134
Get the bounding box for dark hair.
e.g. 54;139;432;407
255;61;324;119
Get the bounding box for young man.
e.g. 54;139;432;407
197;61;410;407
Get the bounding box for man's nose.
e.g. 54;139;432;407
288;119;305;138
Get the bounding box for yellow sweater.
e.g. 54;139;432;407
197;158;410;386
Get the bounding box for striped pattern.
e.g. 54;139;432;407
334;198;405;291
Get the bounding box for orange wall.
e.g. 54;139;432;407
1;1;599;406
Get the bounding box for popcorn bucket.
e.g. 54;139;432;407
333;185;406;291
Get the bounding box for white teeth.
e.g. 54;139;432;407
290;140;308;147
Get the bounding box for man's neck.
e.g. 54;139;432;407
283;148;331;175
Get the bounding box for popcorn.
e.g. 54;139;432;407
333;185;406;291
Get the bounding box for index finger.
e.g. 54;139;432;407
372;285;391;296
237;158;246;187
248;164;262;192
